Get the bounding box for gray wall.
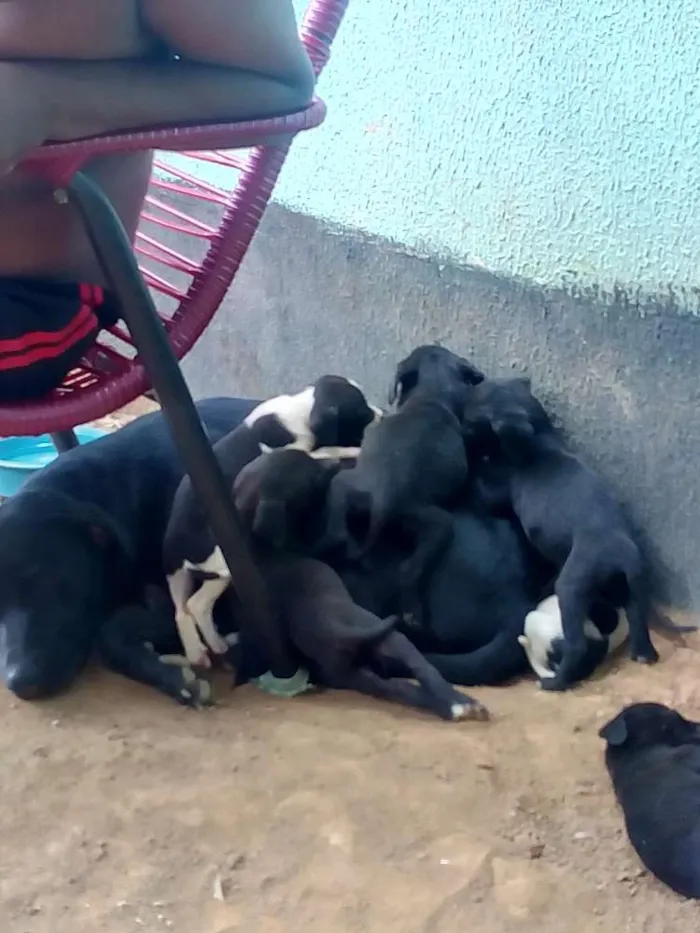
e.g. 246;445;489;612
179;203;700;610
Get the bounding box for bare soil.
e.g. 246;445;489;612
1;400;699;932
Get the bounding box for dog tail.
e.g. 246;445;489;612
649;604;697;637
423;628;528;686
337;610;398;650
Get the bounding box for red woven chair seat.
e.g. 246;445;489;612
0;0;347;435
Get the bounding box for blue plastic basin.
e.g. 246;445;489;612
0;426;107;497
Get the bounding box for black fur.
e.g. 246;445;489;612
600;702;700;899
0;398;255;701
322;387;469;618
337;493;549;686
233;553;489;723
163;376;377;574
464;378;693;690
390;344;485;407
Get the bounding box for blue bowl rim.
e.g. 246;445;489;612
0;426;108;471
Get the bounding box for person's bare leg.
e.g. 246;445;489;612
0;0;315;172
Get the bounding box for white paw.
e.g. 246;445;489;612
175;613;211;668
204;632;230;656
450;700;489;722
158;654;191;668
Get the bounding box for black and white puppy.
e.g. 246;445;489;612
0;399;255;704
163;376;381;667
600;702;700;899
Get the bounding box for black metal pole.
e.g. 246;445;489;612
63;172;298;680
51;430;80;452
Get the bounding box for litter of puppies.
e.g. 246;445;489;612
0;343;697;900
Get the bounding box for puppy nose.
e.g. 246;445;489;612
3;662;49;700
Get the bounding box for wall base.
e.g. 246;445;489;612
181;204;700;609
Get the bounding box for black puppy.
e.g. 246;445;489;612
600;702;700;899
230;449;488;721
322;387;470;618
461;376;553;453
234;447;345;553
162;376;380;668
390;344;485;407
237;554;489;722
0;398;256;703
464;378;694;690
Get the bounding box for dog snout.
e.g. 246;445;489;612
2;654;76;700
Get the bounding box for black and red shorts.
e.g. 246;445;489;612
0;278;120;402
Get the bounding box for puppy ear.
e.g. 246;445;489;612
599;713;628;746
493;416;534;463
71;503;133;560
390;358;419;407
457;357;486;386
252;498;287;549
309;404;339;447
510;376;533;394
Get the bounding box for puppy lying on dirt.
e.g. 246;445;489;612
600;702;700;899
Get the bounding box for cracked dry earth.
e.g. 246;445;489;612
1;400;700;933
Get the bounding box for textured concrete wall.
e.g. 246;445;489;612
167;0;700;307
177;202;700;610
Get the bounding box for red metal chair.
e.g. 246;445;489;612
0;0;349;687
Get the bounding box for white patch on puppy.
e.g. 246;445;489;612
519;594;629;681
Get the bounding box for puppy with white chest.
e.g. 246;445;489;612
163;376;381;667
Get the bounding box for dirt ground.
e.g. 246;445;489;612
1;401;699;932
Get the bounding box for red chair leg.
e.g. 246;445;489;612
62;171;299;682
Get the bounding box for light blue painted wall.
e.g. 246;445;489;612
169;0;700;303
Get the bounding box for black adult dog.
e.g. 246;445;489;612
0;398;256;703
463;377;694;690
600;702;700;899
339;493;549;686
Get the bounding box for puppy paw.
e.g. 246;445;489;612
449;693;489;722
631;646;659;665
178;666;214;708
538;676;568;692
